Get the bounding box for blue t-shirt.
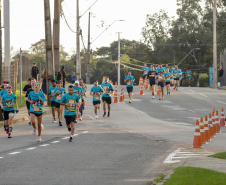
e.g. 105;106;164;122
173;69;181;78
101;82;113;98
61;93;79;116
71;74;76;81
142;67;149;76
1;93;17;111
164;73;171;82
53;87;66;103
124;75;135;87
28;91;45;114
73;86;84;100
186;70;191;77
48;86;57;102
156;67;165;74
90;86;103;101
164;67;172;73
0;89;8;97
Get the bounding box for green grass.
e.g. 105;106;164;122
208;152;226;160
163;167;226;185
16;81;28;108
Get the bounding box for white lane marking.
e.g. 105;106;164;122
25;147;37;151
40;144;50;147
9;152;21;155
188;89;195;92
188;110;196;113
51;141;60;144
217;100;226;105
62;136;70;140
199;93;208;98
88;115;94;120
73;134;79;136
0;157;4;159
164;148;181;164
82;131;89;134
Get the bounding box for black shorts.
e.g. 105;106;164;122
166;82;170;85
174;78;179;81
143;75;148;79
126;87;133;93
55;102;60;108
30;112;43;117
158;83;165;88
51;101;56;107
150;81;155;86
4;110;15;120
102;97;111;104
26;102;30;110
64;115;76;125
93;101;101;106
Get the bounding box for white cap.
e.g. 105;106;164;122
74;80;79;84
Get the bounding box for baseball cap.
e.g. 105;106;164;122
74;80;79;84
3;81;9;84
6;85;12;88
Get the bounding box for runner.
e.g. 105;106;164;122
158;71;165;100
164;68;171;95
1;85;18;138
52;80;66;126
22;78;32;94
156;64;165;74
124;71;135;103
60;85;79;142
141;63;149;83
90;80;103;119
27;82;45;142
73;81;84;121
173;65;181;91
164;64;171;73
48;79;57;123
148;66;157;99
101;76;114;117
79;78;87;119
0;81;10;131
186;68;191;87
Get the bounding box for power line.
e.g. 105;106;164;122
61;7;76;34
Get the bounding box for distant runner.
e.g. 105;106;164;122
48;79;57;123
148;66;157;99
186;68;191;87
164;68;171;95
173;65;181;91
158;71;165;100
124;71;135;103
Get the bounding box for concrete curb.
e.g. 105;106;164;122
0;108;52;127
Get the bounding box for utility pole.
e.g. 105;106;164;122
4;0;10;81
117;32;121;85
213;0;217;87
0;0;2;83
53;0;60;72
19;48;22;103
76;0;81;80
44;0;55;105
86;11;91;84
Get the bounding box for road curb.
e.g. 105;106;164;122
0;109;52;127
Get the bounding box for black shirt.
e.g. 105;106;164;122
148;71;157;82
219;69;224;77
31;66;39;76
61;70;66;79
23;84;31;92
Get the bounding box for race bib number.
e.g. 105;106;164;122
32;101;41;112
103;87;109;94
175;72;178;77
6;100;13;108
166;77;170;81
127;80;132;85
94;92;100;100
144;70;148;75
57;96;62;101
67;100;75;112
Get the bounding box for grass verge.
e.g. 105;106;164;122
163;166;226;185
16;81;27;108
208;152;226;159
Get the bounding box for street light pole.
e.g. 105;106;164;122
117;32;121;85
19;48;22;103
213;0;217;87
76;0;81;80
86;11;91;84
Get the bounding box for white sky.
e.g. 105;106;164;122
8;0;177;55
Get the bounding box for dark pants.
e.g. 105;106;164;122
63;78;66;88
220;76;224;87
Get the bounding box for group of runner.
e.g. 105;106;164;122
142;63;192;100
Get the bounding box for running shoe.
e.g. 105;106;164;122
59;122;62;126
6;129;9;135
103;112;106;117
69;137;73;142
152;95;154;99
28;121;31;125
37;136;41;142
52;118;57;123
32;128;36;135
41;124;44;129
176;89;178;91
95;115;98;119
130;99;133;103
79;116;82;121
75;119;77;123
8;133;11;138
68;127;71;132
173;87;175;90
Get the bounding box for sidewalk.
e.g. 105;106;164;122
0;102;51;127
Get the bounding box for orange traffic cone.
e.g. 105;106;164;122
144;78;148;89
114;90;118;103
140;85;144;95
208;113;215;138
204;115;211;142
220;107;225;127
212;112;217;135
192;119;202;148
199;117;206;144
215;110;221;133
139;77;143;86
119;89;123;102
122;88;125;101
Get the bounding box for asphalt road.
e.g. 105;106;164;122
0;85;226;185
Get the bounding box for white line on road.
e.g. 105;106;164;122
199;93;208;98
9;152;21;155
164;148;181;164
0;157;4;159
62;137;70;140
40;144;50;147
82;131;89;134
188;89;195;92
217;100;226;105
51;141;60;144
25;147;37;151
73;134;79;137
88;115;94;120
